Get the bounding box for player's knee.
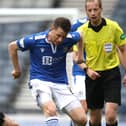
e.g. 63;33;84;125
41;102;57;116
48;109;57;116
75;115;87;126
106;114;117;124
75;118;87;126
81;116;87;125
46;106;57;116
105;108;117;123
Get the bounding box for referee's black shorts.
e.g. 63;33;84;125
85;66;121;109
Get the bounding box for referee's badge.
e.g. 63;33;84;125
104;43;112;53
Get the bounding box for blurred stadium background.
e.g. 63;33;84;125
0;0;126;125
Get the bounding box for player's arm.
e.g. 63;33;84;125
118;45;126;85
75;32;90;73
118;45;126;68
76;32;101;80
8;41;21;79
75;32;85;63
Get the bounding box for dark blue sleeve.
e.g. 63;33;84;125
16;34;35;51
67;31;81;44
71;20;82;32
71;17;88;32
72;31;80;42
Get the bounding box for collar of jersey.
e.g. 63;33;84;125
45;30;50;43
88;18;106;32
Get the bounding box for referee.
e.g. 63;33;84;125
77;0;126;126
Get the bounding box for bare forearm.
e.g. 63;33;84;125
118;45;126;68
8;42;20;71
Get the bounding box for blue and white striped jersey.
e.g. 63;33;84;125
16;30;80;84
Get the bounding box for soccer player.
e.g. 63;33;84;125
71;17;88;112
8;17;87;126
0;112;19;126
70;17;88;126
77;0;126;126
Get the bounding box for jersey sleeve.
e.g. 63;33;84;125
67;31;81;44
114;22;126;46
71;31;81;43
71;17;88;32
71;20;79;32
16;34;35;51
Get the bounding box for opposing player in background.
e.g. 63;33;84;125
71;17;88;112
77;0;126;126
70;17;88;126
8;17;87;126
0;112;19;126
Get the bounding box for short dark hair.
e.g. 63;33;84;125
52;17;71;33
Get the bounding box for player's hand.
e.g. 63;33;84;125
122;74;126;86
11;70;21;79
3;114;19;126
87;68;101;80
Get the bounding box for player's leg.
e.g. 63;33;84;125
29;79;59;126
104;67;121;126
85;75;103;126
72;75;87;112
39;100;59;126
105;103;118;126
70;75;87;126
64;100;87;126
89;109;102;126
53;84;87;126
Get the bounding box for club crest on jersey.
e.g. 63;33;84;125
40;47;45;53
120;33;126;40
